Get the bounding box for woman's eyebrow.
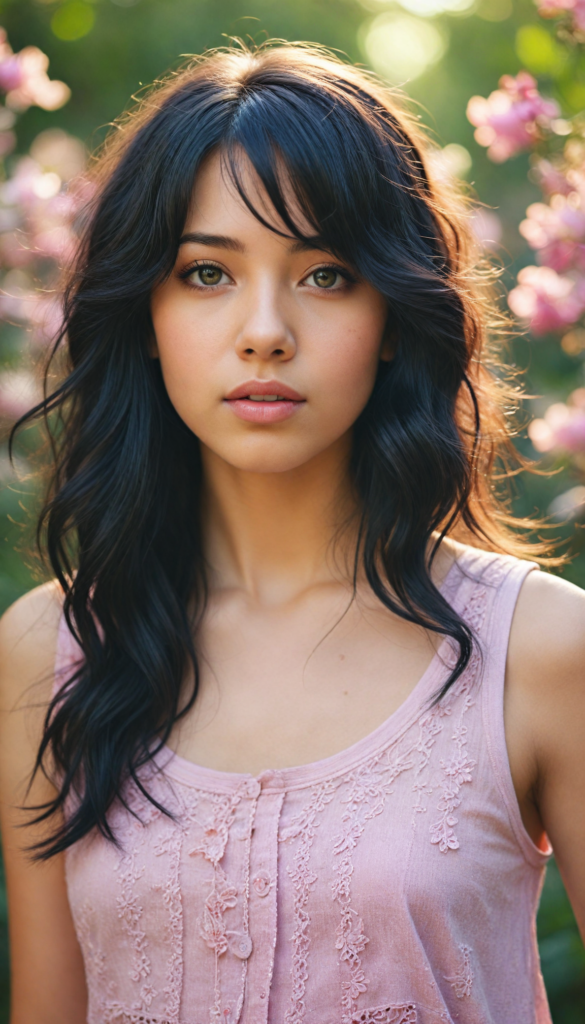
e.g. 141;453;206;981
178;232;328;255
178;232;245;251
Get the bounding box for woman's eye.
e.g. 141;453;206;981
185;264;228;287
306;267;344;289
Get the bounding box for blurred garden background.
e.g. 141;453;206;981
0;0;583;1018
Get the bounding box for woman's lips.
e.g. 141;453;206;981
226;398;302;423
224;380;305;424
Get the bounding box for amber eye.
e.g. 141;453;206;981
197;266;223;286
312;268;339;289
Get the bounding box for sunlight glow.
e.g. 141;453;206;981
360;12;448;83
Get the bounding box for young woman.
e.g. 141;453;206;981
0;41;583;1024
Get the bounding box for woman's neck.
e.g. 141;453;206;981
200;434;358;605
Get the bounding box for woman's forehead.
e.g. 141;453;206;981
184;147;315;242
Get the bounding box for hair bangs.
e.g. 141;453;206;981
222;84;382;270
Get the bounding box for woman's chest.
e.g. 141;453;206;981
65;683;536;1024
172;595;441;777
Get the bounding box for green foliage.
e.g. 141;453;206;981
0;1;582;1020
539;860;585;1021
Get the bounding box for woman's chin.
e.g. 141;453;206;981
199;438;331;476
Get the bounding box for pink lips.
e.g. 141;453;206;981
224;379;305;424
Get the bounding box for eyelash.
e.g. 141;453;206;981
177;260;355;291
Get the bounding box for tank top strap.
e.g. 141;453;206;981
475;551;551;866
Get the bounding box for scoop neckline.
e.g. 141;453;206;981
153;554;468;794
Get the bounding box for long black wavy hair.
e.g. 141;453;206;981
15;41;547;858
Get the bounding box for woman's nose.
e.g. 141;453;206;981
234;288;296;362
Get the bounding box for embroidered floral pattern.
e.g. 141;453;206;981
63;554;519;1024
429;683;477;853
153;820;185;1018
428;561;506;854
189;791;241;865
103;1010;175;1024
331;750;415;1020
350;1004;417;1024
280;781;336;1024
189;786;248;1024
199;865;239;954
445;944;474;998
115;843;155;1008
412;701;451;821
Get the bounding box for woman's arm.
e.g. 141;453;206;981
0;584;87;1024
506;570;585;941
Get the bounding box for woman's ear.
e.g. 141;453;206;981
148;332;159;359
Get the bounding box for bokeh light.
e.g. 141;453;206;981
359;0;475;13
359;12;448;83
51;2;95;42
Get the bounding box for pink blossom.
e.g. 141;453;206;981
470;209;502;250
467;72;560;162
0;231;36;269
1;156;49;209
29;293;65;347
0;368;40;421
508;265;585;333
0;55;22;93
537;0;585;31
548;484;585;519
30;129;86;183
33;224;76;264
0;130;15;158
0;29;70;111
519;197;585;272
532;157;574;197
0;284;37;323
5;47;70;113
529;392;585;453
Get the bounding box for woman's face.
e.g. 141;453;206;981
151;150;389;475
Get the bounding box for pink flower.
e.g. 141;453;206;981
5;46;70;113
33;224;76;264
537;0;585;31
1;156;49;209
0;55;22;93
470;209;502;250
0;29;69;110
532;158;574;197
30;128;86;183
508;265;585;333
0;231;36;270
519;198;585;272
467;72;559;162
29;293;65;347
0;130;15;158
0;368;40;421
529;392;585;453
548;484;585;519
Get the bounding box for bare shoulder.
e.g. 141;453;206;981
508;568;585;687
506;567;585;785
0;580;63;710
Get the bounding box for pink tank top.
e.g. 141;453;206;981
54;545;553;1024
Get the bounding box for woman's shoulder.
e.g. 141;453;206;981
0;580;64;709
445;539;585;678
510;566;585;680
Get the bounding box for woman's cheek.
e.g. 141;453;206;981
317;325;383;424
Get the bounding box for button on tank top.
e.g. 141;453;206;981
54;545;553;1024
